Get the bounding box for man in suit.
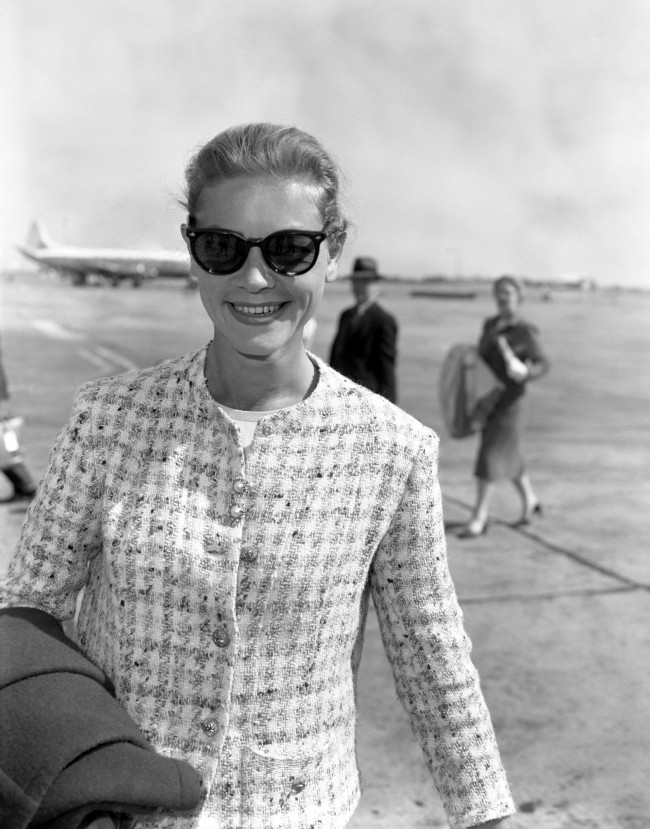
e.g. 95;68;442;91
330;257;398;403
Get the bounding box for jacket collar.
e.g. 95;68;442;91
171;344;343;418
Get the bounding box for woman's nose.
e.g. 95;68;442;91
237;248;276;290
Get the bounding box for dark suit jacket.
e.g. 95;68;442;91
330;302;398;403
0;607;202;829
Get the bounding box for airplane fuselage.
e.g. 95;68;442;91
18;245;190;280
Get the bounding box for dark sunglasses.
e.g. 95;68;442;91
184;223;327;276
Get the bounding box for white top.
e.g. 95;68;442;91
218;404;289;448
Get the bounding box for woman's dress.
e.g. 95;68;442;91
474;315;549;481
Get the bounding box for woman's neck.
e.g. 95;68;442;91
204;340;317;411
497;310;519;326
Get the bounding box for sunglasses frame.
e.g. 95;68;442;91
184;220;328;277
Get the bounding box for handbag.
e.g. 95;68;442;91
0;415;25;469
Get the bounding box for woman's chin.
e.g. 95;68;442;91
226;333;302;362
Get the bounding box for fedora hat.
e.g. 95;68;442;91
348;256;382;281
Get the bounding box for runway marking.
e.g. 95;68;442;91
460;585;639;604
94;345;137;371
32;319;137;372
78;348;113;370
445;493;647;591
508;525;646;589
32;320;85;341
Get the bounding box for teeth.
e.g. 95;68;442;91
233;304;282;315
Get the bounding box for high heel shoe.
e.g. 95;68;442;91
515;502;543;527
457;518;489;539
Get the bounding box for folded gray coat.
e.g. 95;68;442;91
0;607;203;829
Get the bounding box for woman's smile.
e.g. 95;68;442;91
229;301;289;321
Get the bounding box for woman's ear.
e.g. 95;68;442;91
325;233;346;283
325;260;339;283
180;224;193;256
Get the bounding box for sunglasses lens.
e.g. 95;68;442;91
265;233;319;275
194;232;246;274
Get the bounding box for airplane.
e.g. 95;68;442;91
16;220;191;287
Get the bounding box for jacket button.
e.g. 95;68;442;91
201;717;218;736
232;477;247;494
241;547;257;563
230;504;244;520
212;629;230;648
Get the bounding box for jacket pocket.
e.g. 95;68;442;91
243;736;360;824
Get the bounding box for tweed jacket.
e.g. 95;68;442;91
0;346;514;829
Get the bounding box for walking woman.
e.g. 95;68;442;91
1;124;514;828
460;275;550;538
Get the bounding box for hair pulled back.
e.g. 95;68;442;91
493;274;523;299
181;123;349;255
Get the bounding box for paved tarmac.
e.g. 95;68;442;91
1;273;649;828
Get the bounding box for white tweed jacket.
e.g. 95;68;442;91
0;346;514;829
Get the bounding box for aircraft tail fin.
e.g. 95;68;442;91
25;219;54;250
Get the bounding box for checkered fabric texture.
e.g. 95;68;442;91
0;347;515;829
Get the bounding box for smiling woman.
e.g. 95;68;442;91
181;174;339;407
0;123;515;829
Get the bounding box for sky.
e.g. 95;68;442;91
1;0;650;287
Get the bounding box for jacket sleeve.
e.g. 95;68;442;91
477;317;497;359
374;312;398;403
370;431;515;829
329;310;348;369
0;383;103;621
